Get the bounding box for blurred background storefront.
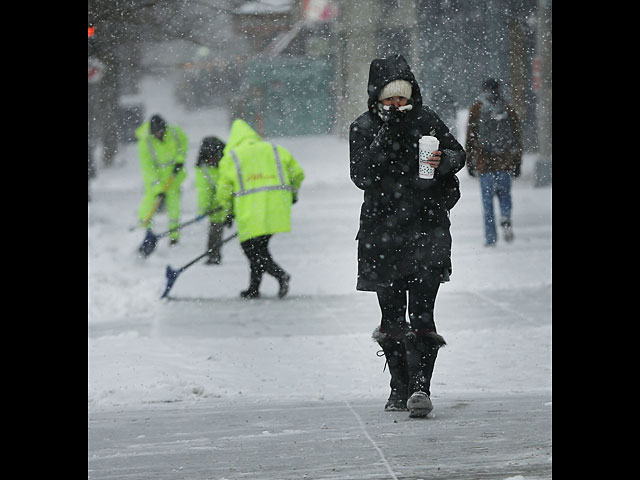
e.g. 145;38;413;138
88;0;551;184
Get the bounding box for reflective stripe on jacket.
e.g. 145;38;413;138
229;145;294;197
136;122;188;194
195;165;226;223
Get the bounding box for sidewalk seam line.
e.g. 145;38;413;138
344;400;399;480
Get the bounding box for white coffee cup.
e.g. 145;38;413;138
418;135;439;179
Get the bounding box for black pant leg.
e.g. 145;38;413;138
256;235;286;280
406;273;441;334
240;235;287;291
240;237;266;290
376;281;408;337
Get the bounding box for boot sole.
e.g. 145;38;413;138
384;404;408;412
407;392;433;418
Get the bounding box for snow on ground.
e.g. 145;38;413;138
88;75;551;413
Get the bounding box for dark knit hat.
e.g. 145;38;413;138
197;136;226;166
150;114;167;135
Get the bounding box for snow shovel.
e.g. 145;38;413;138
160;231;239;299
138;207;223;258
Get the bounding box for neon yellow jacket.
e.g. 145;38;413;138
195;165;227;223
216;119;305;242
135;122;188;195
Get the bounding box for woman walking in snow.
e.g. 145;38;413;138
349;55;466;418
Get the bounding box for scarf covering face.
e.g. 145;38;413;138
376;102;413;122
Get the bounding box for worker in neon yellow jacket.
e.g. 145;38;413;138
217;119;305;299
195;136;228;264
136;114;188;245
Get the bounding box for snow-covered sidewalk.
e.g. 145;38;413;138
89;75;551;479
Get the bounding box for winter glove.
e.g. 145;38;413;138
513;163;521;178
370;122;397;153
224;214;234;228
292;192;298;204
173;163;183;174
467;157;477;177
378;104;404;124
371;103;413;151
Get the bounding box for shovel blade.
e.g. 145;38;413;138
138;229;159;258
160;265;181;299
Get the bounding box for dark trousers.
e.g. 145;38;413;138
207;222;224;262
376;273;441;336
240;235;286;291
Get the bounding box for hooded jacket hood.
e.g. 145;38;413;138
136;117;169;140
366;54;423;116
223;119;263;154
197;136;226;167
135;121;151;140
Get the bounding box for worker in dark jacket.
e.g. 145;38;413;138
349;54;466;418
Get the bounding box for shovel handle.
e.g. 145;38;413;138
141;175;176;228
179;232;238;272
154;207;223;239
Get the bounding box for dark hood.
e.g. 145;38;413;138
366;54;423;115
197;136;226;167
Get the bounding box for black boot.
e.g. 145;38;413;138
404;330;446;418
240;288;260;299
277;273;291;298
373;327;409;411
240;270;262;299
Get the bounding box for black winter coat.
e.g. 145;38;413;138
349;55;466;291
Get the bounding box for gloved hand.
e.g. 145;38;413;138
224;214;234;228
370;123;393;152
466;158;477;177
513;164;521;178
378;104;404;124
156;191;166;200
173;163;183;174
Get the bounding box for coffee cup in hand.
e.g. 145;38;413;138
418;136;439;179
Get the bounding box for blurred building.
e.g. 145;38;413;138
225;0;544;154
89;0;549;163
